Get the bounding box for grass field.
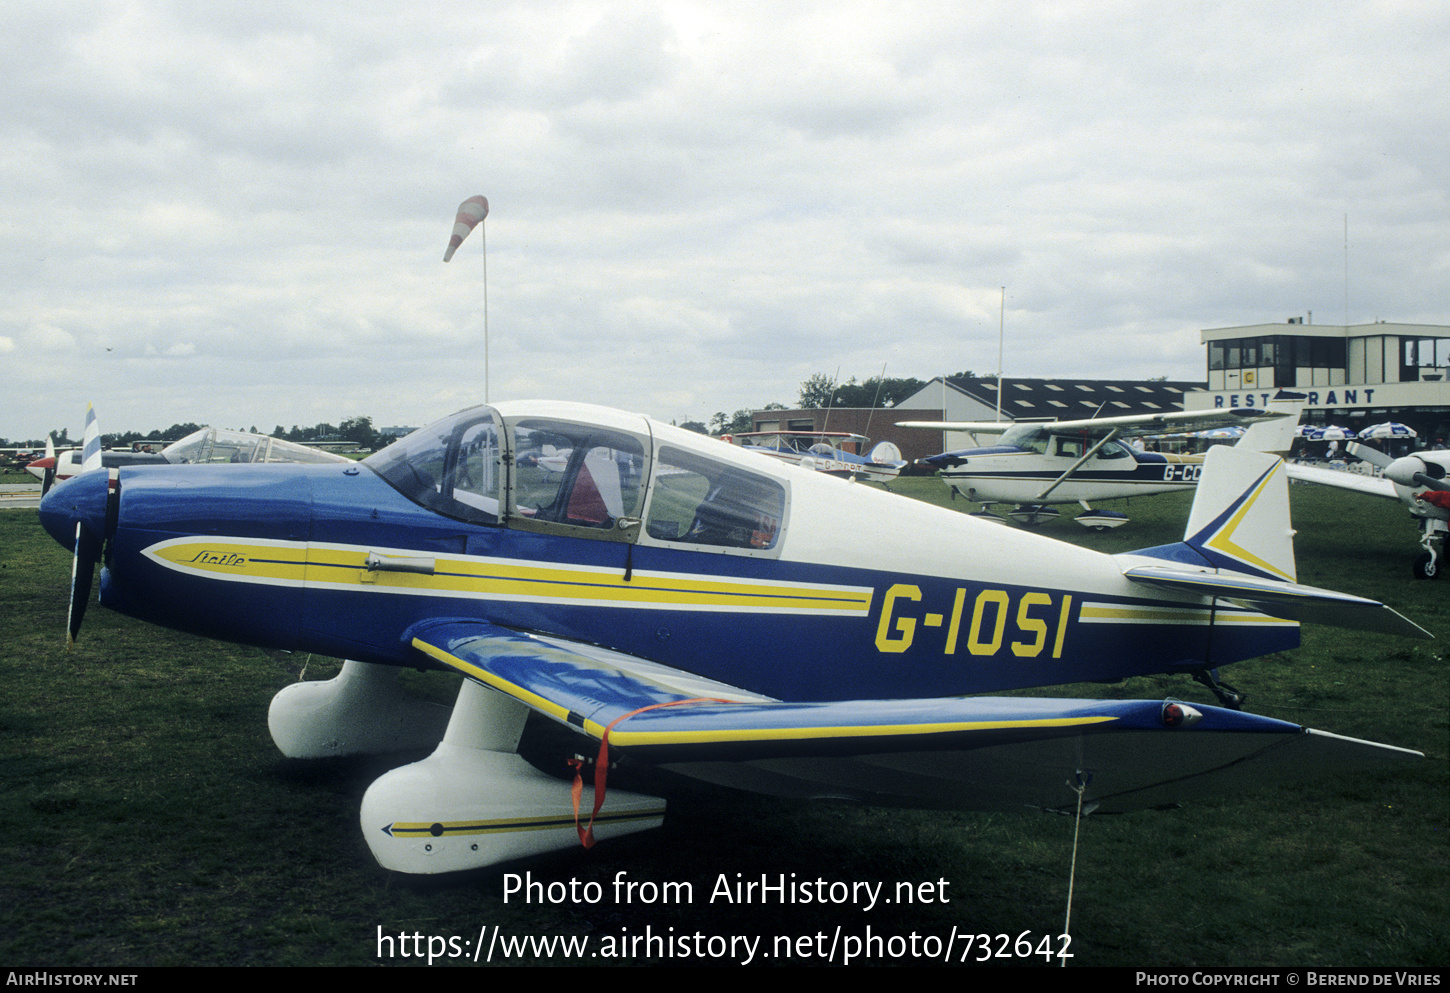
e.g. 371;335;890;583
0;478;1445;967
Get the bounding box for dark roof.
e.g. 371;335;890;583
944;377;1207;420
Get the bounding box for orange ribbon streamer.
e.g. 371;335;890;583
569;696;728;848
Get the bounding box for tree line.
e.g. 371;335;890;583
3;416;383;452
11;371;993;449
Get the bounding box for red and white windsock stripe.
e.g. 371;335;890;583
443;195;488;261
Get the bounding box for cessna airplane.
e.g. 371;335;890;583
1286;441;1450;579
900;392;1305;528
39;399;1426;875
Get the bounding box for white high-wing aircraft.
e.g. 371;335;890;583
1286;442;1450;579
39;399;1425;875
900;391;1305;528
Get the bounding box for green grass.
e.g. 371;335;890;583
0;482;1445;967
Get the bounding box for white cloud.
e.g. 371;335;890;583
2;0;1447;441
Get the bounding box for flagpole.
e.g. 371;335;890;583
997;286;1005;422
481;216;489;404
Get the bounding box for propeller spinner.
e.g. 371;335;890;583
1348;441;1450;493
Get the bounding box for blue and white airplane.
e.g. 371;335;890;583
901;391;1305;528
39;399;1426;875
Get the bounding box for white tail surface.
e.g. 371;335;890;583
1184;446;1296;582
1235;390;1306;455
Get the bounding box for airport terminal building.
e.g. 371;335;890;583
1183;319;1450;442
749;320;1450;457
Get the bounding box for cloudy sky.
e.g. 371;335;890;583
4;0;1448;443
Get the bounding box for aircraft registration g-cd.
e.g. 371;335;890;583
39;400;1428;874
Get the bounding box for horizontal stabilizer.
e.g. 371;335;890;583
1123;565;1432;639
1126;443;1431;639
1234;390;1306;454
407;619;1422;813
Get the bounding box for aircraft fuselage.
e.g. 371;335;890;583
42;403;1296;702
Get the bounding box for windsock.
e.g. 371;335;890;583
443;195;489;262
81;404;102;472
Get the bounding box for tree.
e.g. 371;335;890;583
339;416;377;450
677;420;709;434
798;373;837;409
798;374;926;409
709;409;755;435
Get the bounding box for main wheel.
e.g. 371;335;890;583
1412;551;1439;579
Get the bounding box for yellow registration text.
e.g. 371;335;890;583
874;583;1072;658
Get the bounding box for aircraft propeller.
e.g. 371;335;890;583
39;468;120;649
66;520;102;648
1348;442;1450;492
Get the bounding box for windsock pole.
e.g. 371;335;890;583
444;196;490;401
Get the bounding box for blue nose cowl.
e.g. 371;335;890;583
39;469;112;551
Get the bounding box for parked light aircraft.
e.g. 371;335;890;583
900;391;1305;528
28;424;350;494
1286;442;1450;579
39;399;1426;875
729;430;906;483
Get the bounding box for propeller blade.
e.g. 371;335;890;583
66;521;102;650
63;469;119;650
1346;441;1393;470
1411;472;1450;492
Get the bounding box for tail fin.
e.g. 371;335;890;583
1183;446;1296;582
1234;389;1305;455
1120;445;1431;639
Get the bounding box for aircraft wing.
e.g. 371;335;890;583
408;619;1421;813
899;406;1289;439
895;420;1014;434
1285;461;1399;500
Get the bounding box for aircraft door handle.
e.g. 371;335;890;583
363;552;436;580
615;517;642;534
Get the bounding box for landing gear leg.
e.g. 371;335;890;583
1192;668;1246;710
1413;522;1445;580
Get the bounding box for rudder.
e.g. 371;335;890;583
1183;446;1296;582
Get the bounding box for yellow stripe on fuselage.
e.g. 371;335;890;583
1077;602;1293;626
143;537;874;615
